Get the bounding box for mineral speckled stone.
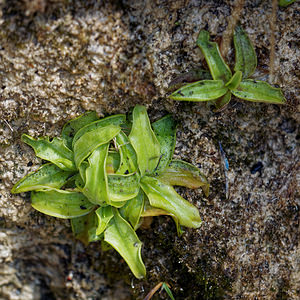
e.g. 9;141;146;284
0;0;299;299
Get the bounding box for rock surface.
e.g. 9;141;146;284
0;0;299;299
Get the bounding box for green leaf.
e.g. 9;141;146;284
73;124;121;168
129;105;161;176
22;134;76;171
231;79;286;104
108;173;140;202
106;151;120;174
82;144;109;205
213;91;232;112
162;283;175;300
196;30;232;82
95;206;114;235
104;208;146;279
157;160;209;197
31;189;96;219
140;176;202;228
115;131;138;174
11;163;74;193
119;190;144;230
71;211;102;245
152;115;177;175
62;111;98;149
225;71;243;90
278;0;296;7
233;25;257;79
72;114;126;148
169;80;228;102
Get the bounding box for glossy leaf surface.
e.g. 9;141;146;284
83;144;109;205
108;173;140;202
129;105;160;176
115;131;138;174
95;206;114;235
225;71;242;90
231;80;286;104
119;190;144;230
106;151;120;174
152;115;177;175
11;163;74;193
62;111;98;149
169;80;228;102
104;209;146;279
22;134;76;171
31;189;95;219
140;176;202;228
72;114;125;147
278;0;296;7
71;211;101;245
73;124;120;168
233;25;257;79
157;160;209;197
197;30;232;82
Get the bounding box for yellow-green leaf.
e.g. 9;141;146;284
197;30;232;82
152;115;177;175
95;206;114;235
140;176;202;228
169;80;228;102
225;71;243;90
62;111;98;149
83;144;109;205
157;160;209;197
234;25;257;79
73;124;120;168
104;208;146;279
129;105;160;176
231;80;286;104
31;189;95;219
11;163;74;193
22;134;76;171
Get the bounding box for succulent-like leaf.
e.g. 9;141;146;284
108;173;140;202
11;163;74;193
152;115;177;175
197;30;232;82
214;91;232;112
71;211;102;245
169;80;228;102
115;131;138;174
225;71;243;90
95;206;114;235
233;25;257;79
73;124;121;168
82;144;109;205
104;208;146;279
120;190;144;230
129;105;161;176
231;79;286;104
157;160;209;197
140;176;202;228
62;111;99;149
72;114;126;148
31;189;95;219
22;134;76;171
106;151;120;174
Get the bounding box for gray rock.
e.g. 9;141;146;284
0;0;299;299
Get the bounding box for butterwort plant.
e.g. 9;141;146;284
12;105;209;279
169;25;286;110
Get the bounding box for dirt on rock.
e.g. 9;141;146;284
0;0;299;299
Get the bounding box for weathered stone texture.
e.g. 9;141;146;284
0;0;299;299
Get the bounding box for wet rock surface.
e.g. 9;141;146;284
0;0;299;299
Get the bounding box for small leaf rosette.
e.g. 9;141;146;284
12;105;209;279
169;25;286;110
